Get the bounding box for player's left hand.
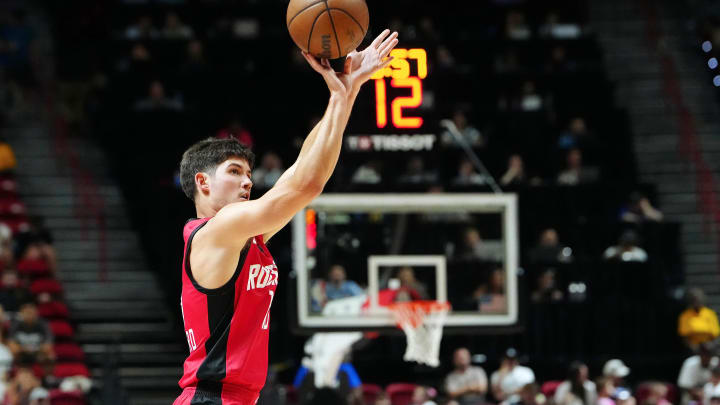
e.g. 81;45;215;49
341;29;399;90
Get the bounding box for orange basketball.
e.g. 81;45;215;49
287;0;369;59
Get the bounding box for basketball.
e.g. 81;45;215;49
287;0;369;59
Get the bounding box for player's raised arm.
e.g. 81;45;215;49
202;30;399;249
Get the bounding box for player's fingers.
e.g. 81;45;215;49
379;31;398;49
343;55;353;74
303;51;328;73
378;56;394;70
378;38;399;59
370;29;391;49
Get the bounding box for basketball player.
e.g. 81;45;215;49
173;29;399;405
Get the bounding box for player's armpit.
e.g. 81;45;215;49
202;180;322;250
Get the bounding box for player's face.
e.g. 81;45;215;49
211;158;253;208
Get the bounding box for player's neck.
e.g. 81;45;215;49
195;200;218;219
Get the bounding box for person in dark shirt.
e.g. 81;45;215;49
7;302;54;364
0;270;32;312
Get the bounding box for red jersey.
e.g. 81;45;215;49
177;218;278;404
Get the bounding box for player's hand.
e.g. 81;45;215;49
302;51;348;96
342;29;398;89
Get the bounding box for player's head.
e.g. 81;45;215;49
180;137;255;213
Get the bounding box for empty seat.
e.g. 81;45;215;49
49;320;74;340
39;301;70;320
17;259;52;278
54;343;85;362
31;279;63;295
362;383;382;405
49;389;87;405
53;363;90;378
386;383;416;405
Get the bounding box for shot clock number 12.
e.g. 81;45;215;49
371;48;427;129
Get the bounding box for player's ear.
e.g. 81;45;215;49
195;172;210;195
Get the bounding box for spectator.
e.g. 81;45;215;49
397;156;438;185
216;118;254;148
179;40;209;77
545;46;578;74
603;230;648;263
678;342;719;403
124;15;158;39
558;117;596;151
620;192;664;223
490;348;535;403
520;81;543;112
500;155;525;187
473;268;506;313
642;383;671;405
5;366;41;405
510;383;544;405
162;12;194;39
253;152;284;189
0;223;14;269
530;268;564;303
412;386;438;405
351;161;382;185
232;18;260;39
453;159;485;187
0;327;13;399
505;12;531;40
14;216;56;272
678;289;720;351
557;149;598;186
457;228;497;262
539;13;582;39
596;377;616;405
311;265;364;310
529;228;573;264
554;362;597;405
397;266;429;300
602;359;636;405
704;367;720;405
28;387;50;405
133;80;184;111
440;110;484;148
7;302;54;364
0;270;32;312
444;347;488;405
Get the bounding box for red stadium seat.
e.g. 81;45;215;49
54;343;85;362
49;320;74;340
3;218;29;234
386;383;416;405
362;383;382;405
17;259;52;278
49;389;87;405
541;380;563;398
39;301;70;319
31;363;46;379
0;199;25;216
53;363;90;378
31;278;63;295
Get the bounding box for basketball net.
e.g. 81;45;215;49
388;301;450;367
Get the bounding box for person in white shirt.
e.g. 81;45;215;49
445;347;488;405
679;343;719;405
703;366;720;405
491;348;535;403
554;362;597;405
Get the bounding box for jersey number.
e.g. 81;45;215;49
262;290;275;330
185;329;198;352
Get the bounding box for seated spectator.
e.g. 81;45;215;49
500;154;525;187
7;302;54;364
351;161;382;185
0;270;32;312
529;228;573;264
0;328;13;397
539;13;582;39
557;148;598;186
505;12;531;40
179;40;209;77
453;159;485;187
440;110;484;148
0;137;16;172
473;268;506;313
678;342;719;404
603;230;648;263
412;386;438;405
0;223;14;269
216;118;254;148
457;228;497;262
14;216;55;272
162;12;194;39
520;81;543;112
679;289;720;351
510;383;544;405
444;347;487;405
641;383;671;405
530;268;564;303
397;266;429;300
28;387;50;405
253;152;284;189
490;348;535;403
596;377;616;405
124;15;158;40
554;362;597;405
311;265;364;311
558;117;597;151
232;18;260;39
5;365;41;405
620;192;664;223
133;80;184;111
397;156;438;185
704;367;720;405
603;359;636;405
